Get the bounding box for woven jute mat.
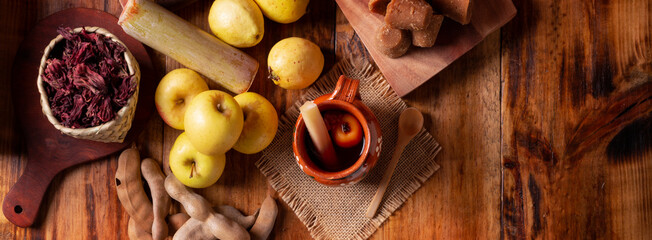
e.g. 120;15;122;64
256;58;441;240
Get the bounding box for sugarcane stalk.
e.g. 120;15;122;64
119;0;258;94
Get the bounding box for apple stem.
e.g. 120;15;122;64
190;162;195;179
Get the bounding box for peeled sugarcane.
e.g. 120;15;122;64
119;0;258;94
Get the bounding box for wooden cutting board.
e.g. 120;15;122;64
335;0;516;97
2;8;156;228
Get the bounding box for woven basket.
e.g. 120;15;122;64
37;26;140;143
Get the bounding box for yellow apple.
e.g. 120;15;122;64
233;92;278;154
169;132;226;188
209;0;265;48
268;37;324;90
155;68;209;130
254;0;309;24
184;90;244;155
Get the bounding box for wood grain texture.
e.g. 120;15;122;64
0;0;650;239
398;31;502;240
501;0;652;239
2;0;333;239
334;5;502;240
2;8;156;228
335;0;516;97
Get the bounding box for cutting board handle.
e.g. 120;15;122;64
2;163;59;228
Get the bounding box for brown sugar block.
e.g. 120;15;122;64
411;14;444;47
429;0;473;25
376;24;411;58
385;0;433;31
369;0;391;15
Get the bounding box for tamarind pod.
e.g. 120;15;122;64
164;175;212;221
172;218;215;240
249;194;278;240
116;148;154;233
167;213;190;236
128;217;153;240
205;213;251;240
164;175;250;240
141;158;171;240
214;205;259;229
170;206;257;232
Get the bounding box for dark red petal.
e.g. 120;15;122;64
72;64;107;94
47;27;134;128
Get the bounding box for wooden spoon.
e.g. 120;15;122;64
365;107;424;218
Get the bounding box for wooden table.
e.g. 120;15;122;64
0;0;650;239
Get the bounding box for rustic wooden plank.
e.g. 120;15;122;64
4;7;156;231
0;0;30;239
0;2;157;239
1;0;501;238
335;0;515;97
335;3;502;239
335;7;371;62
2;0;649;239
398;31;502;240
501;0;652;239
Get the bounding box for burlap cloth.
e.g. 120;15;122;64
256;58;441;240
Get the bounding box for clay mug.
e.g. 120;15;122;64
293;75;382;186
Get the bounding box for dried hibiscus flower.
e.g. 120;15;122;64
41;27;136;128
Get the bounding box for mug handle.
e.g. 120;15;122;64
330;75;360;103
